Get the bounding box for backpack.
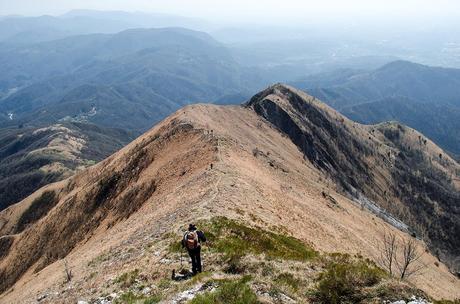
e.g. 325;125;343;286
184;231;199;250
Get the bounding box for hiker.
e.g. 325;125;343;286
182;224;206;275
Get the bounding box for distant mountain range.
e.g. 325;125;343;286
291;60;460;157
0;27;261;131
0;10;209;45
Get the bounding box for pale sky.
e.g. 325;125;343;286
1;0;460;24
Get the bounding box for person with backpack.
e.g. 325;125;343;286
182;224;206;275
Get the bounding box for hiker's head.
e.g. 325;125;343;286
188;224;197;231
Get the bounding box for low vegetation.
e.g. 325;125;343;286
189;276;258;304
115;269;140;289
311;253;386;303
59;217;442;303
161;217;437;304
114;291;161;304
274;272;301;291
174;216;318;262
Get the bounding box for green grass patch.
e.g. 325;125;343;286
88;252;111;267
171;217;317;263
157;278;171;290
115;269;140;288
189;276;258;304
188;271;212;284
311;253;387;304
260;262;275;277
275;272;301;292
169;238;183;253
114;291;161;304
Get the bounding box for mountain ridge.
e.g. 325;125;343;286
0;84;458;302
291;61;460;157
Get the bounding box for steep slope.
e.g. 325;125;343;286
0;85;459;303
0;123;135;211
248;84;460;271
291;61;460;157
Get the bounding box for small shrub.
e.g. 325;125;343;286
312;254;386;303
189;271;211;284
365;279;427;302
189;277;257;304
223;253;245;274
168;239;183;253
143;295;162;304
157;278;171;290
275;272;300;291
114;291;140;304
88;252;110;267
115;269;140;288
260;262;275;277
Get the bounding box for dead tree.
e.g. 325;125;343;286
378;231;426;279
63;259;72;283
379;230;398;276
397;237;425;279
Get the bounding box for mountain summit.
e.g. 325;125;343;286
0;84;459;302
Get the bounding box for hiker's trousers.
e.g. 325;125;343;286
187;247;202;274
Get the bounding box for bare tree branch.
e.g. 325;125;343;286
396;237;425;279
378;230;398;276
378;231;426;279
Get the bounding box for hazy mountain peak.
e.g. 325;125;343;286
375;60;432;74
